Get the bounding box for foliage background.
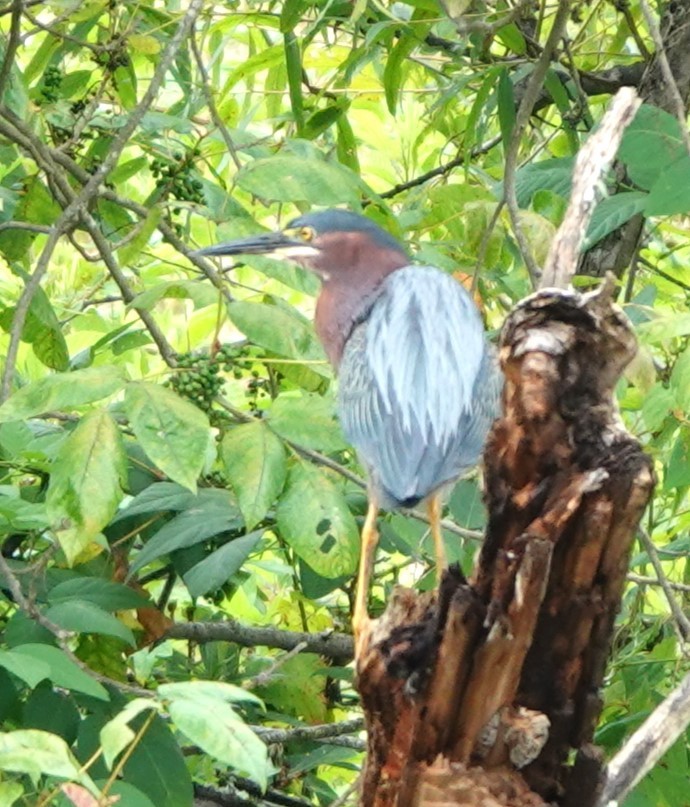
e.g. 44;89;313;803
0;0;689;805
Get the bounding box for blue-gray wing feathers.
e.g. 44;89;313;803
337;266;500;508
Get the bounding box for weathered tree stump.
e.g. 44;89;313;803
356;281;655;807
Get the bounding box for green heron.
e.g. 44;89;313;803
197;209;500;650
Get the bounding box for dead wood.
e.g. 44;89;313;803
355;281;655;807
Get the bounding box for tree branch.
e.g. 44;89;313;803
503;0;573;287
541;87;641;289
596;671;690;806
164;620;355;665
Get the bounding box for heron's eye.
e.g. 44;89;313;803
300;226;315;242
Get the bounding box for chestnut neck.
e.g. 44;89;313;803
313;232;409;367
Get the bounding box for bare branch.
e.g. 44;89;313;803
503;0;573;287
637;527;690;640
596;671;690;806
164;619;355;665
0;0;22;101
540;87;641;289
253;719;364;747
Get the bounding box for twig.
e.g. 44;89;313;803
81;213;178;367
379;135;501;199
253;718;364;747
164;620;355;664
596;670;690;806
637;527;690;641
639;0;690;157
540;87;641;289
627;572;690;593
245;641;308;688
0;0;22;101
191;32;241;169
503;0;573;287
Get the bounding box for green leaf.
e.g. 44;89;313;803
618;104;687;190
100;699;161;769
268;394;346;452
0;729;97;791
94;781;155;807
182;531;263;597
0;495;49;534
128;279;218;312
276;463;359;578
26;286;70;371
158;680;263;707
129;495;242;574
511;156;574;207
44;600;135;646
47;577;151;611
383;32;417;114
46;410;127;565
2;644;109;700
583;192;648;250
117;206;162;267
235;156;362;206
637;312;690;344
113;481;219;520
0;649;51;688
670;346;690;411
0;366;128;422
644;154;690;216
124;382;211;492
228;300;329;376
167;696;270;788
664;431;690;491
284;33;304;132
221;422;287;529
0;781;23;806
449;478;487;530
120;713;193;807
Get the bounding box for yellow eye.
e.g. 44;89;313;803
300;226;315;242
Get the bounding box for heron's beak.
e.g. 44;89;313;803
193;231;320;260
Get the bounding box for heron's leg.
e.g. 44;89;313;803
428;493;447;582
353;497;379;650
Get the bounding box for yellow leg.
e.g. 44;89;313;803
428;493;446;582
353;497;379;651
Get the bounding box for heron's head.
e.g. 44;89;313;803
195;209;409;283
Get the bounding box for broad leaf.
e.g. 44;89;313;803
11;644;109;700
129;494;242;574
235;155;362;206
0;730;97;791
44;600;135;646
166;696;270;788
221;422;287;529
124;382;211;492
268;394;347;453
47;578;151;611
183;531;263;598
46;410;127;565
0;366;128;422
276;463;359;578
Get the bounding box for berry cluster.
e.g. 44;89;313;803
166;345;242;413
39;66;62;105
150;150;204;205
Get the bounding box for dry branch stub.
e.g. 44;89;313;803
355;282;654;807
